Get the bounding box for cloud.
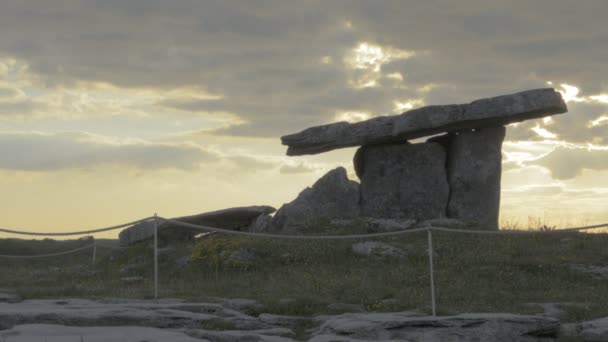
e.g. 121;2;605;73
0;132;218;171
1;0;606;139
530;146;608;179
280;161;318;174
159;98;229;113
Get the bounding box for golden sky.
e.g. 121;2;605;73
1;1;607;238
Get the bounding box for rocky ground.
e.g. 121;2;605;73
1;295;607;341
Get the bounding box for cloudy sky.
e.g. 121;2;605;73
1;0;607;236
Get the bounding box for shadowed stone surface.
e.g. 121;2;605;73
119;206;276;246
0;299;567;342
282;88;566;156
0;289;21;303
272;167;360;230
358;142;449;220
310;312;560;342
441;126;506;229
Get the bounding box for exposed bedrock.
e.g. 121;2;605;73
271;167;360;230
282;88;566;156
429;126;506;229
357;142;449;220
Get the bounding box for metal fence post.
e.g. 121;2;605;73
427;228;437;316
153;213;158;300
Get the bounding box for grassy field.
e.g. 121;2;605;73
1;222;608;322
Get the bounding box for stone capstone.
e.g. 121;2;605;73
282;88;567;156
435;126;506;229
358;142;449;220
271;167;360;230
118;205;276;246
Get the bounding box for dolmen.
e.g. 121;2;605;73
119;206;275;246
276;88;568;230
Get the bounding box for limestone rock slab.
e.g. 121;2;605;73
119;206;276;246
310;312;560;342
358;142;449;220
282;88;566;155
271;167;360;230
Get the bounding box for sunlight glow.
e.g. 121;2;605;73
543;117;554;125
558;84;585;103
344;42;415;89
590;94;608;103
350;43;387;72
386;72;403;81
345;42;414;72
335;111;371;123
393;99;423;112
531;125;557;139
590;115;608;127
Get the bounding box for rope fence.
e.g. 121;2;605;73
0;243;96;259
1;214;608;316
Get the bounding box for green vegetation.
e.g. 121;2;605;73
2;222;608;324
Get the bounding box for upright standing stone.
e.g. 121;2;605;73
443;126;506;229
358;142;449;220
272;166;360;230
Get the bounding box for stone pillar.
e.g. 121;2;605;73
444;126;506;229
356;142;449;220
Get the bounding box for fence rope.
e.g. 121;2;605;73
0;243;96;258
159;217;608;239
430;222;608;235
159;217;430;239
0;217;155;236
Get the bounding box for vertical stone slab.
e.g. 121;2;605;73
445;126;506;229
358;142;449;220
272;166;360;230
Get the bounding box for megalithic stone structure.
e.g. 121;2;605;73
357;142;450;220
281;88;566;156
429;127;506;229
274;88;568;231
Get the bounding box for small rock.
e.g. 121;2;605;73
120;276;144;284
351;241;406;258
224;247;257;266
175;256;191;269
222;298;262;313
0;289;21;303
